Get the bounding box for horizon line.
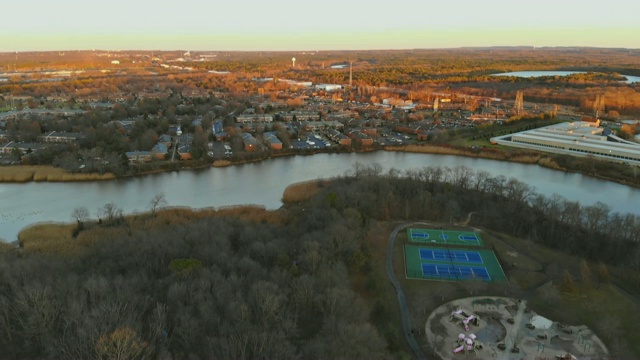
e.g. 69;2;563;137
2;45;640;54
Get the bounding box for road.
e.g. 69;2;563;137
387;222;428;360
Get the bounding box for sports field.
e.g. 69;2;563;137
407;228;483;247
404;245;506;282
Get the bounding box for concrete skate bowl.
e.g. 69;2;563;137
474;315;506;344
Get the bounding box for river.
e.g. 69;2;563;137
492;71;640;84
1;151;640;242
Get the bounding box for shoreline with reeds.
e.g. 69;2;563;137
0;165;116;183
1;144;638;188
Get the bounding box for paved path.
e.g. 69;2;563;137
500;299;527;360
387;222;428;360
461;212;475;226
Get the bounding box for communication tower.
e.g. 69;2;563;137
514;91;524;116
349;60;353;87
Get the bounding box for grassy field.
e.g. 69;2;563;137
0;165;115;182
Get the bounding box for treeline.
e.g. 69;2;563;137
326;164;640;268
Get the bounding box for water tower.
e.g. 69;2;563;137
291;57;296;68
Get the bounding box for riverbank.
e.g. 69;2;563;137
1;144;638;188
0;165;115;182
385;144;640;189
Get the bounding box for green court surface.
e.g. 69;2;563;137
404;245;507;282
407;228;483;247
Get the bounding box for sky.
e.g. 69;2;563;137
1;0;639;51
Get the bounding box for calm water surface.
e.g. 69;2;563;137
1;151;639;242
492;71;640;84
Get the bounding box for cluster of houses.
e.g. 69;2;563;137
0;70;519;165
0;130;84;156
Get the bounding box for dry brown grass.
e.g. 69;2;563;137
0;241;16;253
140;205;288;228
388;144;471;155
508;154;541;164
16;204;290;256
537;156;563;170
282;180;325;203
387;144;508;161
212;160;232;167
0;166;115;182
18;223;80;255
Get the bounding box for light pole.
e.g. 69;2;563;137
171;126;182;162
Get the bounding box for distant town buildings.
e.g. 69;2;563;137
236;114;273;124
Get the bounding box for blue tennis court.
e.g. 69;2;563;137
412;233;429;238
419;249;483;264
421;264;491;280
408;229;483;246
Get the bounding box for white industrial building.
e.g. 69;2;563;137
491;121;640;165
314;84;343;91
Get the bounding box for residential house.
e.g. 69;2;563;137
279;111;320;122
242;133;259;151
347;131;373;146
236;114;273;124
327;128;352;147
38;131;84;143
176;133;194;160
263;132;283;150
301;120;344;132
151;143;169;158
417;130;428;141
1;142;47;155
125;151;153;163
395;124;427;135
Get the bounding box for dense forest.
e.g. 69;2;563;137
1;208;388;359
1;164;639;359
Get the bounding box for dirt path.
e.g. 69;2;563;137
387;222;429;360
500;299;527;360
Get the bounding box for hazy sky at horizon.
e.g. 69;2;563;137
1;0;638;51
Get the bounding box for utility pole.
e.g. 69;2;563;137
349;60;353;87
171;127;182;162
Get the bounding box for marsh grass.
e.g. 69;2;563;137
0;241;15;253
282;180;326;203
387;144;508;160
212;160;232;167
17;205;289;257
18;223;78;255
0;166;115;182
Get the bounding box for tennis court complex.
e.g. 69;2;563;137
405;245;506;282
408;228;483;247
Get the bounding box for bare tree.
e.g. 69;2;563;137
71;207;90;227
102;202;122;223
149;193;167;216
